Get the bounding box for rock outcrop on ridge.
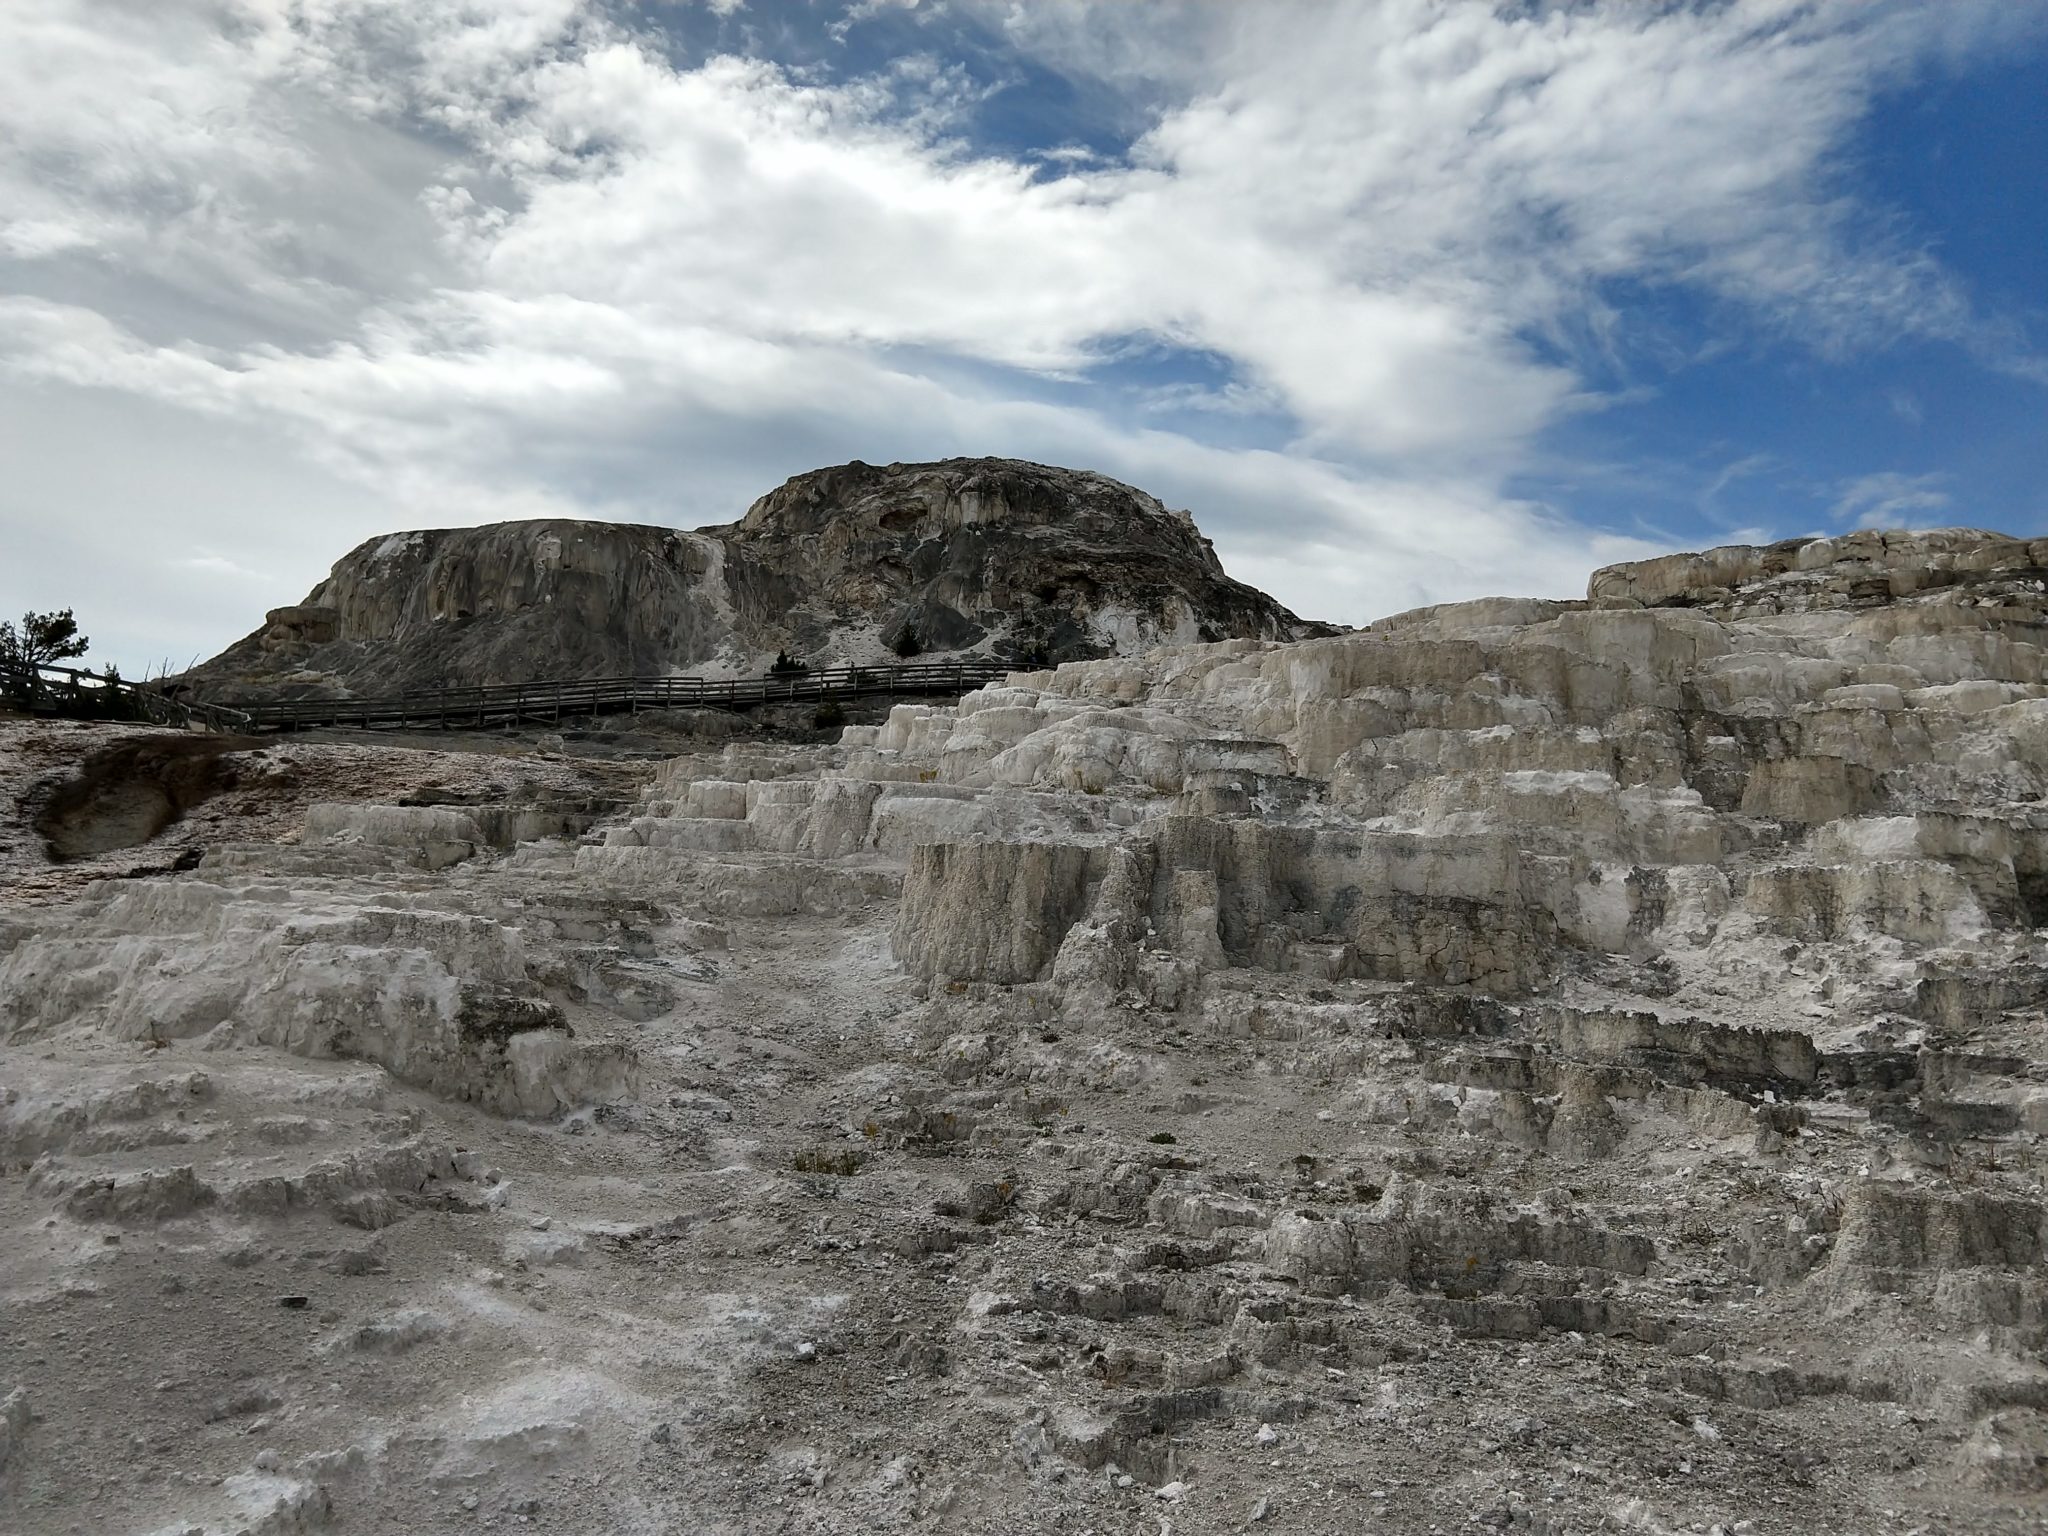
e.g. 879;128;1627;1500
183;457;1325;699
7;526;2048;1532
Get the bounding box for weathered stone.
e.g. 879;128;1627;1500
181;458;1330;698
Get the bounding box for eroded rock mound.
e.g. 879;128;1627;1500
182;457;1326;699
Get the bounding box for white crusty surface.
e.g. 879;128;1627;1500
5;527;2048;1533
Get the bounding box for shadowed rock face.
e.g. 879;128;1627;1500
32;734;263;862
182;458;1328;699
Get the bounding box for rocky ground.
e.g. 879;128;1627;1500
0;721;647;906
6;528;2048;1534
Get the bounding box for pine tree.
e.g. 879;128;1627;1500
0;609;89;671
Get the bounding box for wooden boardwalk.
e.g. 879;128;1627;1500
226;660;1015;733
2;660;255;734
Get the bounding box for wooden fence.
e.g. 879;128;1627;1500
223;659;1016;733
1;660;254;734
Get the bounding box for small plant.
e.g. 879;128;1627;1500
792;1148;865;1176
1147;1131;1178;1145
967;1179;1017;1225
812;700;846;730
892;626;922;659
769;650;809;676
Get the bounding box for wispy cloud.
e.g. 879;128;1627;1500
1698;453;1779;523
1831;471;1954;530
177;552;273;582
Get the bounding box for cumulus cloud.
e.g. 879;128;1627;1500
0;0;2037;661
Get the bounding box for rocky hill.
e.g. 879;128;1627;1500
183;458;1327;699
9;526;2048;1532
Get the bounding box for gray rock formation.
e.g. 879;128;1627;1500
12;524;2048;1533
184;457;1326;699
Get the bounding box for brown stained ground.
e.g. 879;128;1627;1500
0;719;647;908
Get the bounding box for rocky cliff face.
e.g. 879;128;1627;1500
186;458;1324;698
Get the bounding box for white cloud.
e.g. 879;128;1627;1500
1830;471;1954;530
0;0;2036;660
178;552;275;582
1701;454;1777;508
831;0;932;43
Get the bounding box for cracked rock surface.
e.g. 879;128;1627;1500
179;457;1329;700
6;526;2048;1533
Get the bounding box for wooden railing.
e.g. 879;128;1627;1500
1;660;254;734
222;660;1016;733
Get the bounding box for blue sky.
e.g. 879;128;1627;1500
1;0;2044;667
1521;46;2048;548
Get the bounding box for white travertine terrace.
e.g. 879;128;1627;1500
7;527;2048;1531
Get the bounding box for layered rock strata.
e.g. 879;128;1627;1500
6;527;2048;1532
